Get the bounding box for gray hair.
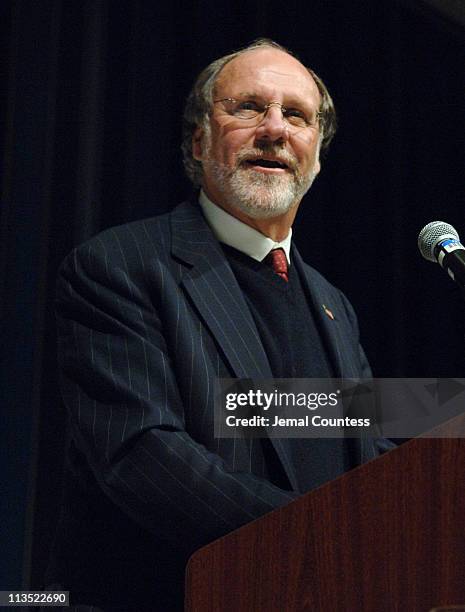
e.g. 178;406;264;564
181;38;338;187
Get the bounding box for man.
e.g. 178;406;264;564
49;39;390;611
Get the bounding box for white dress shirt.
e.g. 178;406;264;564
199;190;292;265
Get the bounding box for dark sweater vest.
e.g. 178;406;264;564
222;244;354;493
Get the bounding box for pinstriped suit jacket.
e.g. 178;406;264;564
53;199;385;610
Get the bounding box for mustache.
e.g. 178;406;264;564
235;146;299;173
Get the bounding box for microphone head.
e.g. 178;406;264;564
418;221;459;262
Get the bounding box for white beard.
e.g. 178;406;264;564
203;139;318;219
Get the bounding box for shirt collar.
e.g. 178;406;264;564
199;190;292;264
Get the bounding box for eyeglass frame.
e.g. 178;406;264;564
212;97;322;130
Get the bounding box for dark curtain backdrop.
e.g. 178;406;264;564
1;0;464;592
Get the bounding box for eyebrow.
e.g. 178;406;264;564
235;91;313;110
236;91;261;99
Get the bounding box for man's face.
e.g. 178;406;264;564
193;48;322;220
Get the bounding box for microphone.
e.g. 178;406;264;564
418;221;465;288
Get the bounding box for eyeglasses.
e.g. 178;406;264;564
213;97;321;131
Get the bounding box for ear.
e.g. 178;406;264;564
192;127;204;161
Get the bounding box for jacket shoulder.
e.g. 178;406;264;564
75;210;171;256
61;201;198;275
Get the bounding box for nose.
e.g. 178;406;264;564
254;104;289;143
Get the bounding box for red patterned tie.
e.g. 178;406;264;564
266;248;288;282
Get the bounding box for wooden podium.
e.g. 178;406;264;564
185;417;465;611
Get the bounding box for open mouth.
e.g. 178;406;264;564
245;158;289;170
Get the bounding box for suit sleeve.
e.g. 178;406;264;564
56;239;297;553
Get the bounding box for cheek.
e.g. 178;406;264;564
218;141;244;166
216;125;255;163
294;139;320;167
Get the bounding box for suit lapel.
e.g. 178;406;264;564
292;246;356;380
170;201;272;379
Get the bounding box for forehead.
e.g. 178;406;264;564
214;48;321;106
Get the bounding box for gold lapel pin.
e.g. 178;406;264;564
322;304;335;320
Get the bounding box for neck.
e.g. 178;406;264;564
231;209;296;242
204;190;299;241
